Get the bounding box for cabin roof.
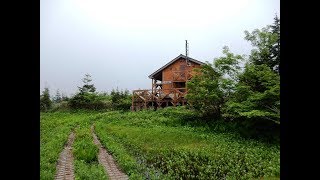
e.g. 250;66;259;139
148;54;205;79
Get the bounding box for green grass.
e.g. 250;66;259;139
40;111;100;180
94;107;280;179
73;122;108;180
41;107;280;179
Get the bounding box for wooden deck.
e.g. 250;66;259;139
131;88;188;111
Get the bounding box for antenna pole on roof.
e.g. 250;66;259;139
185;40;189;65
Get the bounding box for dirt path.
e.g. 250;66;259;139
54;131;75;180
91;125;129;180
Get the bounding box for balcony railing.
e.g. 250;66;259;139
132;88;188;103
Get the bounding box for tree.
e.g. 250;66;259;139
68;74;105;110
221;15;280;127
53;89;62;103
187;16;280;128
186;46;244;117
270;15;280;73
78;74;96;94
224;64;280;124
110;88;131;110
226;15;280;125
186;64;223;117
244;15;280;73
40;87;52;111
61;93;69;101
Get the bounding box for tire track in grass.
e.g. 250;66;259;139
91;125;128;180
54;131;75;180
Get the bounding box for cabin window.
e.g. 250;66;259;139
173;82;186;88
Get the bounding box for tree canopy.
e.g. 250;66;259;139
187;15;280;132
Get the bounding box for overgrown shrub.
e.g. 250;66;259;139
68;92;107;110
51;101;70;111
110;89;132;110
40;87;52;112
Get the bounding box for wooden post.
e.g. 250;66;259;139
132;91;134;111
151;79;154;97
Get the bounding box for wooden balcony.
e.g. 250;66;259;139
131;88;188;111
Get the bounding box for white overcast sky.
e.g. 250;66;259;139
40;0;279;96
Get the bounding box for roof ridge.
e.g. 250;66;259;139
148;54;205;79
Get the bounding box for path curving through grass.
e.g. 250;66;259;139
91;125;128;180
54;132;75;180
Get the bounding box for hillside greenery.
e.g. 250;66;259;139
187;16;280;137
40;16;280;179
41;108;279;179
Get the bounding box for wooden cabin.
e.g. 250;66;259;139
131;54;205;111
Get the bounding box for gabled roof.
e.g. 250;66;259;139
148;54;205;79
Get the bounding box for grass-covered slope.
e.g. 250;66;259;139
40;107;280;179
94;107;280;179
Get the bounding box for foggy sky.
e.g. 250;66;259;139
40;0;279;96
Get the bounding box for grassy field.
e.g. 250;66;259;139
73;121;108;180
40;111;105;180
40;107;280;179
